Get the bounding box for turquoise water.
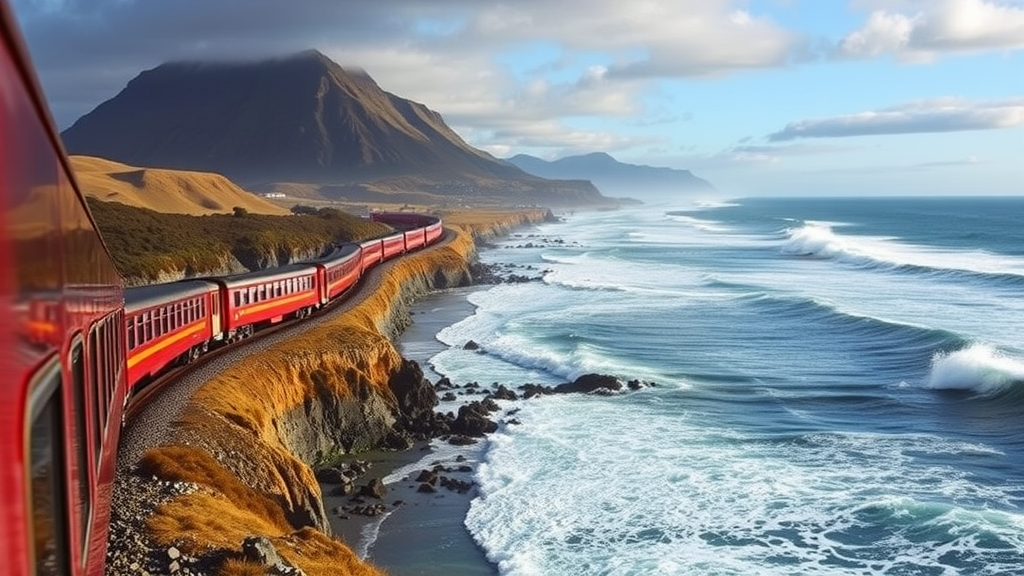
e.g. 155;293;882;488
428;197;1024;575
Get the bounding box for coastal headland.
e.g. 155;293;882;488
107;208;554;576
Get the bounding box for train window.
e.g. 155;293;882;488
162;308;170;334
88;328;103;466
101;320;112;419
70;342;92;557
142;313;151;343
127;317;136;350
28;360;70;576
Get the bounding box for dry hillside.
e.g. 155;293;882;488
72;155;289;216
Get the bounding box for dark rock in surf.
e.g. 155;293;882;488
553;373;623;394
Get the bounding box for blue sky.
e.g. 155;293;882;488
11;0;1024;196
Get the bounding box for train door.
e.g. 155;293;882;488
209;292;222;339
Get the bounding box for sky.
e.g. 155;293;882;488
10;0;1024;196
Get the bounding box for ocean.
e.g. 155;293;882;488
403;197;1024;576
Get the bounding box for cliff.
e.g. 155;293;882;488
132;209;550;575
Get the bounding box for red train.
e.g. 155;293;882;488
124;213;443;392
0;7;444;575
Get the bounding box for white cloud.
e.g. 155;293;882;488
768;98;1024;140
838;0;1024;60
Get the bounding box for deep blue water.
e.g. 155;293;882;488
424;197;1024;575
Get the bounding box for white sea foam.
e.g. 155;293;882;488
665;213;731;232
782;223;1024;277
927;344;1024;394
465;396;1024;576
691;199;742;210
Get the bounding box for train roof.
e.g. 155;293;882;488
301;243;360;266
210;263;317;289
125;280;218;314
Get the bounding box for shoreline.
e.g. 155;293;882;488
321;286;500;575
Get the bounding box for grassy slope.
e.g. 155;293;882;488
137;209;550;576
72;155;290;216
88;199;389;284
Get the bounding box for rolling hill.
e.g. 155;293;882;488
72;155;289;216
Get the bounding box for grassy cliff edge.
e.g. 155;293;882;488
134;209;552;575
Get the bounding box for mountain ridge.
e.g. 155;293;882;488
61;50;610;206
506;152;715;200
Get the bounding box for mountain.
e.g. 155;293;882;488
506;152;715;199
61;50;609;207
71;156;289;216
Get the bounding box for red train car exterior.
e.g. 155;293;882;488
212;264;319;339
404;228;427;251
359;238;384;273
306;244;362;304
124;281;221;392
424;220;444;245
1;5;127;575
381;232;406;260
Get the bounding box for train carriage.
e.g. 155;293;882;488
358;238;384;273
403;227;427;251
212;264;319;340
124;281;221;392
424;220;444;245
304;244;362;305
381;232;406;260
1;5;127;574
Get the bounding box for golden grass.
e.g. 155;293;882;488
72;155;290;216
139;446;291;532
217;559;268;576
144;209;548;574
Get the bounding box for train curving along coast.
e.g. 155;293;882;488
124;212;443;395
0;6;444;575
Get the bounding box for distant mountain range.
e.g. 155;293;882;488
506;152;715;200
61;50;610;207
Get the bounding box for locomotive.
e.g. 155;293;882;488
0;6;443;575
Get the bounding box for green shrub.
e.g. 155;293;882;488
87;199;391;284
